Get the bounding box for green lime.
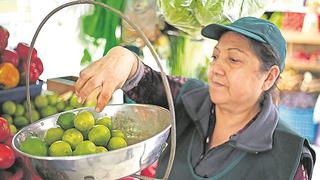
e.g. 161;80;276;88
88;125;111;146
34;95;48;109
2;114;13;124
56;101;65;112
62;128;83;150
47;93;59;106
64;106;74;111
14;104;25;116
23;100;35;110
74;111;95;132
49;141;72;157
96;117;112;130
2;101;16;115
57;112;75;130
107;137;127;151
84;101;96;107
9;124;17;134
40;106;57;118
14;116;29;128
69;95;82;108
44;127;64;145
96;146;108;153
111;129;125;139
73;141;96;156
20;136;48;156
28;110;40;123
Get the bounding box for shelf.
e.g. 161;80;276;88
286;60;320;72
282;30;320;45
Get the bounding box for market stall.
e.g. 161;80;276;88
0;0;319;179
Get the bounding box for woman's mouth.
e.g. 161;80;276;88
212;80;225;87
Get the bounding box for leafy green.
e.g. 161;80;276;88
80;0;126;65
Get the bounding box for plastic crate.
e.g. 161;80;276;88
279;105;318;143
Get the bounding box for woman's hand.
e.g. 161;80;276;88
74;46;138;112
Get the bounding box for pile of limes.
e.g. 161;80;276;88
19;110;128;157
0;91;96;135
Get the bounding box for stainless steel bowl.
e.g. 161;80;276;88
12;104;171;180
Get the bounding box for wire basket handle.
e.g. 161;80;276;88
25;0;176;179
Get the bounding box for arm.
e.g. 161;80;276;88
122;61;187;108
74;46;187;111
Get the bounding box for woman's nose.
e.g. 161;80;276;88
210;57;225;76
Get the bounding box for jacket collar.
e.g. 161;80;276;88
181;86;278;153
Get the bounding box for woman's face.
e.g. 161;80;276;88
207;31;269;107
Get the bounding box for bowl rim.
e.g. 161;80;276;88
12;104;172;160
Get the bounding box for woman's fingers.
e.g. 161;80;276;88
74;62;99;95
95;82;115;112
77;77;102;104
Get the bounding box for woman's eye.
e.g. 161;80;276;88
229;58;239;63
211;55;217;61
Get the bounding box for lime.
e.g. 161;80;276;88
96;146;108;153
64;106;74;111
28;110;40;123
88;125;111;146
23;100;35;110
56;101;65;112
34;95;48;109
14;104;25;116
62;128;83;150
20;136;48;156
107;137;127;151
69;95;82;108
49;141;72;157
84;101;96;107
2;114;13;124
57;112;75;130
2;101;16;115
14;116;29;128
9;124;17;134
111;129;125;139
44;127;64;145
47;93;59;106
40;106;57;118
74;111;95;132
73;141;96;156
96;117;112;130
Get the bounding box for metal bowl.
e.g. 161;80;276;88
12;104;171;180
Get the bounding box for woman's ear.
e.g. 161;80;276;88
262;65;280;91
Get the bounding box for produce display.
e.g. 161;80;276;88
0;26;44;88
19;110;127;157
0;91;96;135
0;117;22;178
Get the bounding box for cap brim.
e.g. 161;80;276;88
201;24;267;43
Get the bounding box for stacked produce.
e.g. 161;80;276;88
0;91;96;135
19;110;127;157
0;26;43;89
0;117;23;179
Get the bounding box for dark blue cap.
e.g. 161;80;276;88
201;17;286;71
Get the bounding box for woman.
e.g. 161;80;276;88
75;17;315;180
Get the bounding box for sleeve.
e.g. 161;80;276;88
122;60;188;109
293;145;315;180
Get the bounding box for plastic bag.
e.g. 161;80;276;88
157;0;272;37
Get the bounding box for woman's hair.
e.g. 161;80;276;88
247;38;281;105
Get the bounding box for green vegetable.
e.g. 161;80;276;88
158;0;270;36
80;0;126;65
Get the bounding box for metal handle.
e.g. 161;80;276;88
25;0;176;179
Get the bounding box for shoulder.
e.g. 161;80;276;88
177;79;207;97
